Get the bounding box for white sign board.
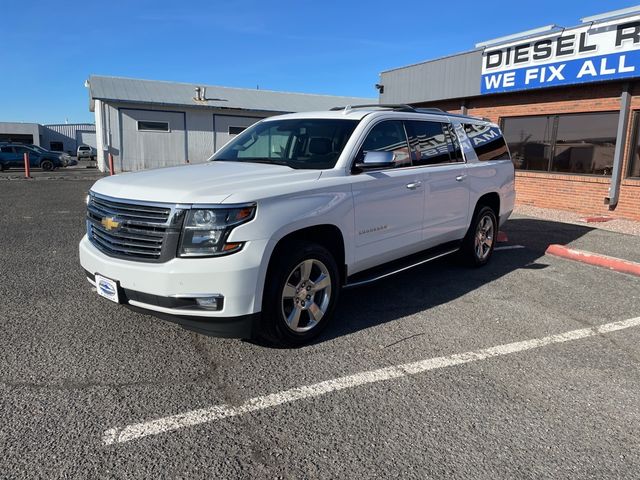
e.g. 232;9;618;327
481;16;640;94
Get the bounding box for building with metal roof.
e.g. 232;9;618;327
86;75;375;172
0;122;96;155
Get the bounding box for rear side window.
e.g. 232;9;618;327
1;146;13;153
444;123;463;162
405;120;454;166
463;124;510;161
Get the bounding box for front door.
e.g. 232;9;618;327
351;120;425;272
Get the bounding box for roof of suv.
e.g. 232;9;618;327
262;105;492;124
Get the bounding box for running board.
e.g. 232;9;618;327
344;241;461;289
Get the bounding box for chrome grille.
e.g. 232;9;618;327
86;193;183;262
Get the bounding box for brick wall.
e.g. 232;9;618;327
415;81;640;221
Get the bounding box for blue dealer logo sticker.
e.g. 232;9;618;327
98;279;116;297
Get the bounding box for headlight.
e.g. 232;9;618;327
179;205;256;257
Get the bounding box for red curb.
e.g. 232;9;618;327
497;231;508;243
545;244;640;277
581;216;613;223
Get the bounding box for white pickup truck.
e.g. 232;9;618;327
79;105;515;346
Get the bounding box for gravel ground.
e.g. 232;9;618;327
0;168;106;182
514;205;640;237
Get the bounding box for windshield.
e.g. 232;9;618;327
211;119;359;169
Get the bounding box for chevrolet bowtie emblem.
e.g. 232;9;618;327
101;216;120;231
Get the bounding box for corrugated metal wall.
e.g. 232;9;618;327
41;124;96;154
120;109;186;170
186;110;215;164
379;50;482;105
99;102;268;172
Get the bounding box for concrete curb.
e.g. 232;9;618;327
546;244;640;277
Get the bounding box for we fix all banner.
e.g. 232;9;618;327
481;17;640;94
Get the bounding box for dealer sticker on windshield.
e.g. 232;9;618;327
95;274;119;304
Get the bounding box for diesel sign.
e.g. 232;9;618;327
481;18;640;94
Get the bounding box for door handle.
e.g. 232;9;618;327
406;181;422;190
455;174;467;182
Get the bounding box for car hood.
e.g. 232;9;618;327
90;161;322;204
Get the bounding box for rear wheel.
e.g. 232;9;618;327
260;242;340;347
40;159;54;171
460;206;497;267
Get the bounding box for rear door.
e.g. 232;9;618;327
351;120;425;271
405;120;470;246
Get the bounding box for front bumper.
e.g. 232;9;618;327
79;235;268;337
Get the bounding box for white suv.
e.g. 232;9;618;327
79;105;515;346
77;144;96;160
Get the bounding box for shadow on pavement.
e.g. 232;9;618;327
316;217;597;344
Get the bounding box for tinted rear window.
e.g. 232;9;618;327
464;124;510;161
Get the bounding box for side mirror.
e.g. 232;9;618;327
355;151;395;169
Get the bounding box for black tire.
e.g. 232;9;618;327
259;241;340;347
0;163;5;172
40;159;54;171
460;205;498;267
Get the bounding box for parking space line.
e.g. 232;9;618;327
103;316;640;446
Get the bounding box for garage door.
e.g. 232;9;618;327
214;115;262;151
77;131;96;149
121;109;186;171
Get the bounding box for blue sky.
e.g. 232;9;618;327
1;0;637;124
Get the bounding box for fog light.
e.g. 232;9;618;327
195;295;223;310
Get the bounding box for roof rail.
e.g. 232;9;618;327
329;104;491;122
330;104;417;112
414;108;445;114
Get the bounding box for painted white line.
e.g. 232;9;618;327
103;316;640;445
494;245;525;251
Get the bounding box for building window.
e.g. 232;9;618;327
50;142;64;151
502;112;618;176
137;121;170;132
627;112;640;178
228;126;246;135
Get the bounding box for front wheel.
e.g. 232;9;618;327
460;206;497;267
260;242;340;347
40;159;54;171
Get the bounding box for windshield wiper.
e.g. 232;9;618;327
215;158;291;167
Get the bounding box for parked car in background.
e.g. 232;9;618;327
77;144;96;160
0;143;64;171
28;144;72;166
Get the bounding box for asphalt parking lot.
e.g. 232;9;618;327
1;178;640;479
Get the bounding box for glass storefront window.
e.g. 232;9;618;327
551;113;618;175
502;112;619;176
628;113;640;178
502;116;554;171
